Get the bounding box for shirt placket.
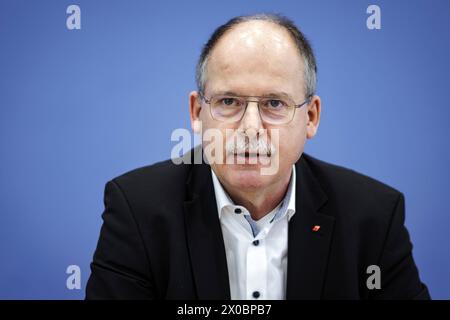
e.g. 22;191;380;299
246;234;267;299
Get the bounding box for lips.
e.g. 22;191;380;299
234;150;271;157
235;152;257;157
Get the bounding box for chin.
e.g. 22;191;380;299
223;164;273;190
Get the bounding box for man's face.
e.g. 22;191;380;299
190;21;320;192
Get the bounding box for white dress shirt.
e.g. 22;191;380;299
211;166;296;300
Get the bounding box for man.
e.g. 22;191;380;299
86;14;429;299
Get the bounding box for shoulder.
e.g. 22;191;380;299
113;158;189;191
110;147;202;197
107;157;192;217
301;153;403;222
303;153;401;198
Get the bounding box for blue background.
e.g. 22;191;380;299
0;0;449;299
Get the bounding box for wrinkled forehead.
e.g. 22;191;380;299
205;21;305;96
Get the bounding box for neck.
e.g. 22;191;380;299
223;170;292;221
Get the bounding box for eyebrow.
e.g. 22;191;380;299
212;90;293;99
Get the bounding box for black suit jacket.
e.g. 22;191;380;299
86;150;430;299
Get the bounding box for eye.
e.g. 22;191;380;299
266;99;285;109
217;97;243;107
222;98;236;106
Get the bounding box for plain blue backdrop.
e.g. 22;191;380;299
0;0;449;299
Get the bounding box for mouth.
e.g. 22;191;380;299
233;150;272;158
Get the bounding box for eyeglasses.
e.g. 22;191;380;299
199;93;312;125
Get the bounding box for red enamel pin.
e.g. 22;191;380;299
312;225;321;232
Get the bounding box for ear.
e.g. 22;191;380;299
306;95;321;139
189;91;202;134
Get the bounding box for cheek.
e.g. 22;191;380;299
275;125;307;163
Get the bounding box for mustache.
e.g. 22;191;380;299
225;135;275;157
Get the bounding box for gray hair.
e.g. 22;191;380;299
195;13;317;98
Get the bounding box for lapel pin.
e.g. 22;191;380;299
312;225;321;232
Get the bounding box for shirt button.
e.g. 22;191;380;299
252;291;260;299
252;240;259;246
234;208;242;214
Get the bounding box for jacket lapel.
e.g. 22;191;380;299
286;156;335;299
183;157;231;299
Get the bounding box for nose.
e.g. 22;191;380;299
239;101;265;138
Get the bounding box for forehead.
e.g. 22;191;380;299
206;20;305;96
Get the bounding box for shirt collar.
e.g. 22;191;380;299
211;165;296;221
